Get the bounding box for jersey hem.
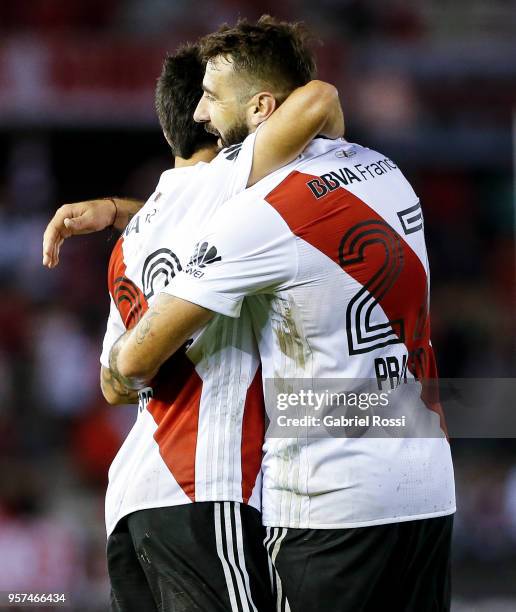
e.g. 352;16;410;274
106;496;261;537
261;506;456;530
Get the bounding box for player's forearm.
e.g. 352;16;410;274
100;365;139;405
249;80;344;186
317;85;345;139
109;294;213;387
291;80;343;136
43;197;145;268
111;198;144;232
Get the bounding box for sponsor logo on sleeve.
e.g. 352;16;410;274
142;248;182;299
185;242;222;278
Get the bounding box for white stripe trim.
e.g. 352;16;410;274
265;527;291;612
224;502;251;612
214;503;239;611
234;504;258;612
270;527;287;564
264;527;279;591
271;529;289;612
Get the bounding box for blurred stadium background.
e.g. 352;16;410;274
0;1;515;610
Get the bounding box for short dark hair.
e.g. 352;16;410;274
155;44;217;159
198;15;317;100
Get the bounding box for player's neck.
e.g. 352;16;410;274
175;146;218;168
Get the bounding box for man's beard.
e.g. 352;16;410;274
204;120;250;148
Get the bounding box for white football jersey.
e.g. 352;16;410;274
100;133;264;537
164;138;456;529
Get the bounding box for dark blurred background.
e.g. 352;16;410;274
0;1;515;610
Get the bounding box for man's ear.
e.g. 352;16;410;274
162;129;173;149
247;92;277;128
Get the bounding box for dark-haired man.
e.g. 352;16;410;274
43;25;344;612
109;18;456;612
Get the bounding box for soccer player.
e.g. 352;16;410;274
108;21;457;612
43;21;344;612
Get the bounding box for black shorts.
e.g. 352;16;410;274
265;514;454;612
107;502;275;612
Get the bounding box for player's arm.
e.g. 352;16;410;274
42;197;143;268
108;297;213;389
248;79;344;186
100;365;140;405
109;195;296;388
100;295;141;403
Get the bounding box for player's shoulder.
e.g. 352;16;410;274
299;138;381;163
209;186;290;244
156;163;208;190
208;144;242;168
297;138;408;184
147;163;212;210
209;131;257;167
218;143;244;162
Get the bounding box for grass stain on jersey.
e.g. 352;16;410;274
272;295;308;374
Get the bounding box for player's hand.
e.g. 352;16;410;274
42;199;116;268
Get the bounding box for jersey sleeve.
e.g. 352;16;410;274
161;194;298;318
100;296;126;368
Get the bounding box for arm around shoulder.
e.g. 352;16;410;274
248;79;344;186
